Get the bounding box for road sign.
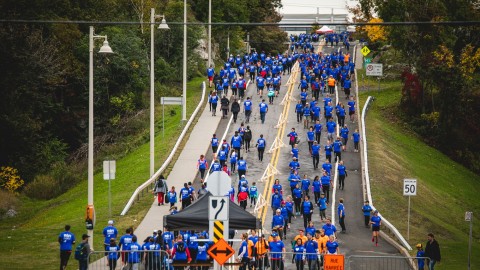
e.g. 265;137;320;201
403;179;417;196
160;97;182;105
364;57;372;64
465;211;473;221
209;196;229;221
361;46;371;57
103;160;116;180
211;220;225;243
324;254;344;270
366;63;383;76
207;238;234;265
205;171;232;196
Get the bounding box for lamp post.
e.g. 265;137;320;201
182;0;187;121
150;8;169;177
208;0;212;67
88;26;113;245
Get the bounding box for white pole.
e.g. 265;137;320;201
208;0;212;67
407;196;411;240
182;0;187;121
468;214;473;270
150;8;155;177
88;26;95;245
108;162;111;218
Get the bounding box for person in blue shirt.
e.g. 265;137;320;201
295;100;304;123
256;75;265;96
230;150;237;173
300;89;308;106
341;124;349;150
195;236;209;268
259;99;268;124
256;134;266;161
307;126;315;154
338;198;346;233
303;103;311;129
353;128;360;152
305;221;316;239
301;195;314;229
207;65;215;88
324;140;333;164
289;157;300;172
268;232;285;270
237;233;251;270
338;160;347;190
211;134;219;154
320;171;331;203
312;176;321;202
348;97;356;122
58;224;76;270
337;103;346;127
244;97;253;123
209;92;218;116
249;182;258;207
272;179;283;195
106;238;119;270
311;141;321;170
325;102;333;123
326;235;339;254
304;233;319;270
162;228;175;250
362;200;372;227
326;118;336;142
333;137;343;162
125;236;142;268
291;144;300;160
231;131;243;159
288;128;298;150
343;76;351;99
317;193;328;221
172;235;192;265
279;202;289;237
272;209;285;240
322;219;337;238
301;174;311;197
167;186;177;207
143;236;161;270
370;210;382;246
311;104;321;122
103;220;118;254
293;238;305;270
187;232;199;264
416;244;426;270
180;183;192;210
271;189;283;213
237;157;248;178
322;160;333;175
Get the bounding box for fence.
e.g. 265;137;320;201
121;82;207;215
347;255;427;270
88;250;170;270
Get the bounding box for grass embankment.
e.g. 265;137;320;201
0;77;206;269
358;74;480;269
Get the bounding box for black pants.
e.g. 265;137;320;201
245;139;251;151
313;155;319;169
326;154;332;164
220;159;226;167
257;254;269;270
271;259;284;270
108;258;117;270
240;200;247;210
364;215;370;227
239;257;250;270
233;112;239;123
199;168;206;180
308;259;318;270
354;141;359;151
234;147;241;159
212;103;217;115
238;169;246;177
239;88;245;99
339;116;345;127
328;85;335;94
339;216;346;232
258;148;265;161
295;260;304;270
294;197;301;213
303;212;312;228
308;141;313;153
60;250;71;270
232;88;238;96
245;110;252;123
315;132;321;143
339;175;345;189
231;162;236;172
322;185;330;203
181;198;191;209
334;151;341;162
222;108;228;118
314;191;320;203
297;112;303;122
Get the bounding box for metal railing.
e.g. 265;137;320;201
88;249;170;270
360;95;412;251
121;82;207;215
347;255;427;270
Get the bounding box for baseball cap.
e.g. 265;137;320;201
153;230;158;234
108;220;114;225
416;243;422;248
82;234;90;239
276;209;281;212
271;232;278;237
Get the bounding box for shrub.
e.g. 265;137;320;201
0;166;25;193
0;190;19;218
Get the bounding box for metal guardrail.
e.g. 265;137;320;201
347;255;427;270
360;95;412;251
88;249;170;270
121;82;207;215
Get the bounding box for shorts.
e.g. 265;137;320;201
208;76;213;81
372;226;380;232
349;111;355;115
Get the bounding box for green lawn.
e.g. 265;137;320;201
359;78;480;269
0;77;206;269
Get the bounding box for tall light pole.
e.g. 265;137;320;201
88;26;113;245
182;0;187;121
208;0;212;67
150;8;169;177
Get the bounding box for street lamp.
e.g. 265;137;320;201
88;26;113;245
208;0;212;67
150;8;169;177
182;0;187;121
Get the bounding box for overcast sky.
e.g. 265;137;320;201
280;0;357;14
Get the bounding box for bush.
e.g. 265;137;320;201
0;166;25;193
0;190;19;218
24;162;80;200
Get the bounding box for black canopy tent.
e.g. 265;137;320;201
163;192;261;231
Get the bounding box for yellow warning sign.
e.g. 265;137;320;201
361;46;371;57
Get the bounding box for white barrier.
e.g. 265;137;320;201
267;137;286;154
258;163;281;183
121;82;206;215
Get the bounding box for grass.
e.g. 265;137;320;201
358;75;480;269
0;77;206;269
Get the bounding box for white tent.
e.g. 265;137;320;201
316;25;334;34
347;26;356;33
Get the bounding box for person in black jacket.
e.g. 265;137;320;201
243;126;253;152
221;95;230;119
231;99;241;123
425;233;441;270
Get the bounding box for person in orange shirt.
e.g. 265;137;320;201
293;229;308;247
255;234;270;270
344;53;350;64
327;75;336;94
315;229;329;266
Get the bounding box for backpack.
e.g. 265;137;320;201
74;243;86;260
157;179;164;188
176;241;186;252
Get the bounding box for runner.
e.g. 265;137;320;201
370;210;382;246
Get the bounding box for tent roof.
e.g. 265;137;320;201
163;192;261;231
316;25;334;33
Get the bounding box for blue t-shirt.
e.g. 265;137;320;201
259;102;268;113
322;163;332;174
168;191;177;204
417;250;425;268
333;140;343;152
326;121;336;133
294;245;305;261
371;216;382;227
257;138;266;148
353;132;360;142
312;180;321;192
304;240;318;260
348;101;355;112
314;123;323;133
180;188;190;200
318;197;327;210
338;165;346;176
338;203;345;218
119;234;134;250
103;226;118;245
321;175;331;186
307;131;315;141
58;231;75;251
272;215;284;228
162;231;174;249
291;148;299;158
302;201;313;214
238;160;247;170
211;137;219;147
362;205;372;216
244;100;253;111
249;186;258;197
126;242;142;263
301;179;310;191
341;127;349;139
326;241;338;254
107;245;119;260
325;144;333;156
293;188;302;199
269;241;285;259
322;224;337;237
312;144;320;155
197;244;209;261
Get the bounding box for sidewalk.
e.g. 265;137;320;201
134;92;221;242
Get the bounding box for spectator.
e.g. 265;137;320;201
362;201;372;227
77;234;91;270
425;233;441;270
154;175;168;206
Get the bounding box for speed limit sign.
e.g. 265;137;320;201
403;179;417;196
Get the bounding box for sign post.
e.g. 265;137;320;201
103;160;116;218
209;195;230;270
403;179;417;240
465;211;473;270
207;238;235;266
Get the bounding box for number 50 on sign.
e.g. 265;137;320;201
403;179;417;196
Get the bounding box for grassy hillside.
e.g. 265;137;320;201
0;78;206;269
359;78;480;269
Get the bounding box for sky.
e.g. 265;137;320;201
280;0;358;14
